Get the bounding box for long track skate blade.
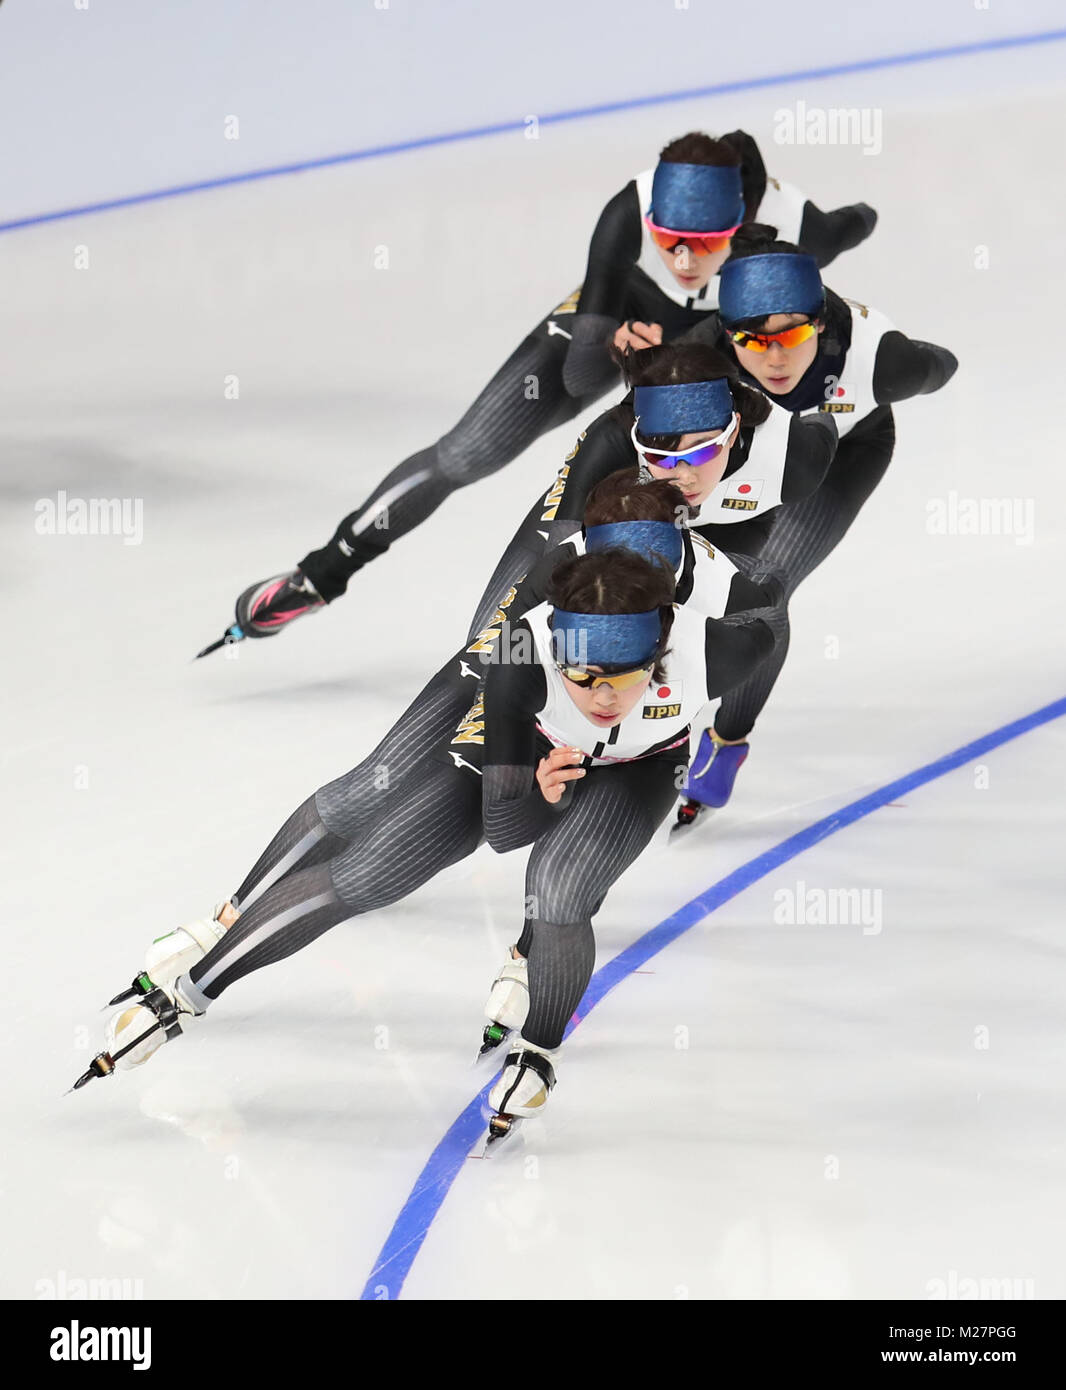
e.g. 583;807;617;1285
473;1026;511;1067
470;1120;522;1159
67;1051;116;1093
669;806;715;841
484;1113;522;1151
68;1013;171;1094
108;970;156;1007
194;625;244;660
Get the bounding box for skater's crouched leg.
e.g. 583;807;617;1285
329;759;483;912
183;862;349;1006
516;918;596;1052
231;795;346;912
185;761;483;1006
517;756;681;1049
434;317;583;490
314;658;476;843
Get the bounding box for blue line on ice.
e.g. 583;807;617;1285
3;27;1065;235
359;694;1066;1300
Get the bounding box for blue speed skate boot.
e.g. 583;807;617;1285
673;729;749;836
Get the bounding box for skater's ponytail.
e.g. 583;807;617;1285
658;131;742;169
727;222;787;259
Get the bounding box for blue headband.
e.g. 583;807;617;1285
584;520;683;572
649;161;744;233
718;252;824;325
633;379;734;435
550;609;661;669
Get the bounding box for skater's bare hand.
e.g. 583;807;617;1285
537;747;585;804
613;320;663;353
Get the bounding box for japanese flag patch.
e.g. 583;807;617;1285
642;681;684;718
719;478;763;511
820;381;856;413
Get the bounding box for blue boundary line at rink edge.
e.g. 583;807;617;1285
3;26;1066;235
360;694;1066;1300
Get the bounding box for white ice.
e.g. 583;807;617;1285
3;7;1065;1301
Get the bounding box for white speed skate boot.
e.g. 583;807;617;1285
485;1038;558;1146
478;947;529;1059
70;904;237;1091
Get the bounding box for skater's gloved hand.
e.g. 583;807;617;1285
612;320;663;353
536;747;586;805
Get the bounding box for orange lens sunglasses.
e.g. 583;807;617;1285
648;226;734;257
726;323;819;353
555;664;653;692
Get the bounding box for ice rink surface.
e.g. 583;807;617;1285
3;8;1066;1300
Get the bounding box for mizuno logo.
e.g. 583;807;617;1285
449;751;482;775
452;691;486;745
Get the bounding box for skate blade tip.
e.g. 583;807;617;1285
485;1114;521;1148
195;628;243;660
670;811;715;839
470;1130;513;1159
475;1024;511;1064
